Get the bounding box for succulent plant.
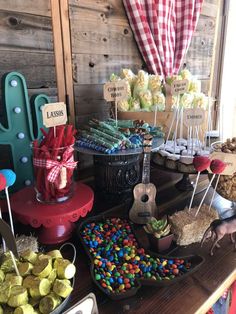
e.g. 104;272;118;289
144;217;171;239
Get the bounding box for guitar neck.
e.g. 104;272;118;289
142;152;151;184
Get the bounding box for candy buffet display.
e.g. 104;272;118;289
78;216;204;300
76;118;164;154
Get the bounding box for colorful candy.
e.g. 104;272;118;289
81;218;195;295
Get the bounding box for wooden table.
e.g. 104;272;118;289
13;168;236;313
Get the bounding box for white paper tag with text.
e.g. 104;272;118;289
42;102;67;128
103;81;128;102
171;79;189;95
183;108;205;127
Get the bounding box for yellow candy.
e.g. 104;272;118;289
119;284;125;291
162;261;167;267
109;265;116;271
135;256;140;261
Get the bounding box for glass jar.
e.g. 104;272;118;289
32;145;76;204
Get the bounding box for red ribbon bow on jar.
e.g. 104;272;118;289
33;147;77;183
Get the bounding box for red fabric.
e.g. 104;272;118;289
33;147;77;183
229;281;236;314
123;0;203;78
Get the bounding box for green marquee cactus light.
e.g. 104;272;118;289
0;72;51;192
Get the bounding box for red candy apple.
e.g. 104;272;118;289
210;159;227;174
193;156;211;172
0;173;7;191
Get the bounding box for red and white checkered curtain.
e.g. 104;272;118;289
123;0;203;78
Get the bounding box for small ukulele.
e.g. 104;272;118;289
129;134;158;224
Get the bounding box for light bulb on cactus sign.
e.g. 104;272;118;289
42;102;68;128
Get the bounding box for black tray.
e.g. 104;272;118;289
77;213;204;300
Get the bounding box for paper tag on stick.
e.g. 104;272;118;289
171;79;189;95
209;152;236;175
42;102;67;128
103;81;128;102
183;108;205;127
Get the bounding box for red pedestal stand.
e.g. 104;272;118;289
8;182;94;244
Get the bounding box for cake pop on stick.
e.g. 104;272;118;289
195;159;226;217
0;173;7;252
0;169;16;236
189;156;211;211
208;159;227;211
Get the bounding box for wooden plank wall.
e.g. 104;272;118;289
69;0;220;129
69;0;144;128
183;0;220;94
0;0;57;102
69;0;220;169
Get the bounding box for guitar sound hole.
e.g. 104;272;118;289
141;194;149;203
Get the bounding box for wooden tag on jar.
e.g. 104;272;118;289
209;152;236;175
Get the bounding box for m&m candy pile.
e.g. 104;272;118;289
81;218;195;296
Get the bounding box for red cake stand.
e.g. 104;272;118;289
9;182;94;244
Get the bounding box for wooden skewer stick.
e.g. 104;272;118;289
189;172;200;211
9;251;20;276
209;174;221;211
164;107;178;149
195;174;216;217
5;186;15;236
0;210;6;252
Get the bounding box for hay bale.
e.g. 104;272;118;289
169;205;219;246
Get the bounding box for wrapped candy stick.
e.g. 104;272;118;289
89;120;126;140
189;156;211;211
0;173;7;251
195;159;226;217
0;169;16;236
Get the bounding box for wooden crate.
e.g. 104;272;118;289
118;111;207;141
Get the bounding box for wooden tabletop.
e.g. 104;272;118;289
12;168;236;314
